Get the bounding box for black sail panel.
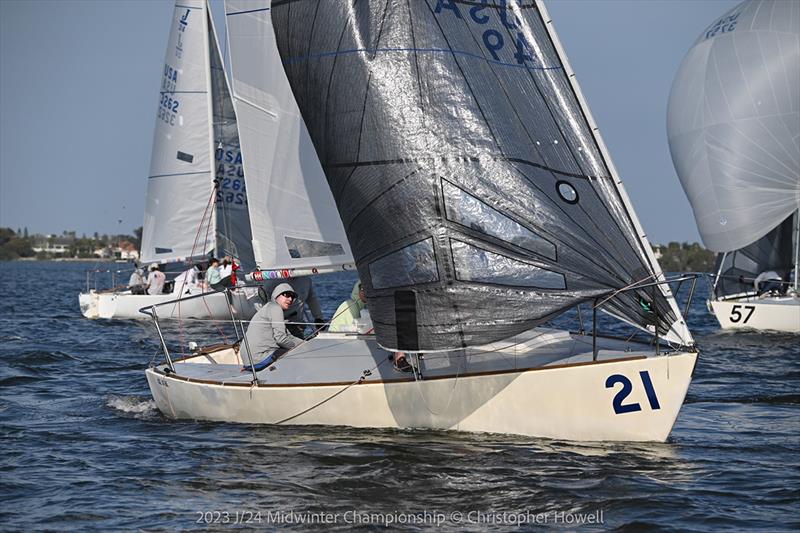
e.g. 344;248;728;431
208;10;255;271
714;214;795;298
272;0;682;351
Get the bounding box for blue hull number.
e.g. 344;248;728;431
606;371;661;414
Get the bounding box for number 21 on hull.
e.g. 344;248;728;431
606;371;661;415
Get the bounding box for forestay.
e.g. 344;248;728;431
142;0;217;264
271;0;692;350
225;0;354;271
667;0;800;253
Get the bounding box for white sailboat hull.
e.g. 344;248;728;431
78;289;258;320
145;330;697;442
708;296;800;333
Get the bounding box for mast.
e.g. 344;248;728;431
712;252;727;296
202;1;217;259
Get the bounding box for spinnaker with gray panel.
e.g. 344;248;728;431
668;0;799;332
270;0;692;351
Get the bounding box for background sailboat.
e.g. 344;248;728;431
146;0;699;442
80;0;259;320
667;0;799;333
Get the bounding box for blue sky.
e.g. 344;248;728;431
0;0;739;243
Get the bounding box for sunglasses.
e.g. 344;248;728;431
280;292;296;299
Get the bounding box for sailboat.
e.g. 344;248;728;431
146;0;699;442
80;0;261;320
667;0;800;333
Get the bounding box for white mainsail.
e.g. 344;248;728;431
225;0;354;271
141;0;217;264
667;0;800;254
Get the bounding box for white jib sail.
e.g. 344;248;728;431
141;0;217;264
225;0;354;271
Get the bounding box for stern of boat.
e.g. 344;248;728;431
709;297;800;333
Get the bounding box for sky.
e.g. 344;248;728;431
0;0;740;244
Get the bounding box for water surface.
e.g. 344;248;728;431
1;261;797;531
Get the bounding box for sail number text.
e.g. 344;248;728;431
215;148;247;208
606;371;661;415
729;304;755;324
158;64;180;126
434;0;538;66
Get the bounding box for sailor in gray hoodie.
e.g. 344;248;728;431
240;282;303;371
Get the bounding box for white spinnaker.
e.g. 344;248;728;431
668;0;800;253
141;0;216;264
225;0;354;270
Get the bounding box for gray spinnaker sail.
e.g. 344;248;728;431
713;212;795;298
667;0;800;253
208;9;256;271
272;0;692;351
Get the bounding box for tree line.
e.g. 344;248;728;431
1;228;716;272
0;227;142;261
654;242;716;272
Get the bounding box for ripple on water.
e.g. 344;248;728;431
0;262;798;532
106;395;159;419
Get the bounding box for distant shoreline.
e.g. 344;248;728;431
8;258;133;263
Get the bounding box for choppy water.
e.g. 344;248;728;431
1;261;797;531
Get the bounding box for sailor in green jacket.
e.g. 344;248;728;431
329;281;367;332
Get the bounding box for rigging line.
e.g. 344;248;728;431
173;189;215;332
272;357;391;425
593;273;657;310
226;7;270;17
187;187;229;343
